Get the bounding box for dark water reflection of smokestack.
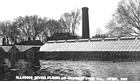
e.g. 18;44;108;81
82;7;90;39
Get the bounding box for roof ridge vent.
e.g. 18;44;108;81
56;40;66;43
47;40;56;43
66;39;77;43
90;38;103;42
77;39;89;42
104;37;118;41
119;36;136;40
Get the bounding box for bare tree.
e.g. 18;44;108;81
106;0;140;37
15;15;48;41
60;9;81;35
45;19;62;36
30;16;48;40
60;13;71;33
0;21;14;45
58;18;68;33
14;16;30;41
8;21;21;44
71;9;81;35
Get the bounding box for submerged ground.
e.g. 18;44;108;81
39;60;140;81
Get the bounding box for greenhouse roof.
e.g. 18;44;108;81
40;37;140;52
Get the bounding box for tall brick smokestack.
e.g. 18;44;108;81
82;7;90;39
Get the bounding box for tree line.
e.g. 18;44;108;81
0;9;81;45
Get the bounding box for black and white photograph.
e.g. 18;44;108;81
0;0;140;81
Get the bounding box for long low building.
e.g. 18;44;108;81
39;36;140;61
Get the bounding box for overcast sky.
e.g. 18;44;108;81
0;0;120;37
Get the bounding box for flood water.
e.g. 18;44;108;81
39;60;140;81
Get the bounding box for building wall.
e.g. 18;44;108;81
36;51;140;61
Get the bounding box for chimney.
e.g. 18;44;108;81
82;7;90;39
